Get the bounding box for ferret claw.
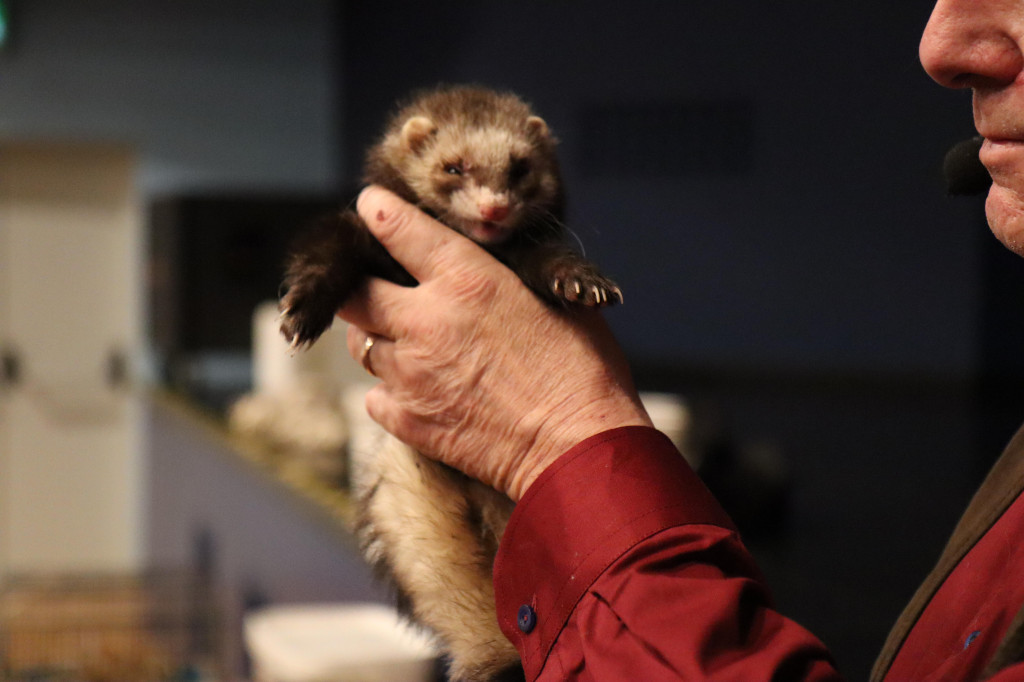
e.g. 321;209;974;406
549;272;623;307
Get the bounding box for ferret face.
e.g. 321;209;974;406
390;112;562;246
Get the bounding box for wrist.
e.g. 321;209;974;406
506;392;653;501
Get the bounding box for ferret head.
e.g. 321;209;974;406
367;87;564;246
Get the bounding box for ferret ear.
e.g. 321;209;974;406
400;116;437;153
526;116;550;139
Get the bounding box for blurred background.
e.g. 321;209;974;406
1;0;1021;680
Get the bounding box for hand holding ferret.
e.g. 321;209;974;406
339;186;651;501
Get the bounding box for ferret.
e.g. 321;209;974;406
279;85;620;348
278;85;621;682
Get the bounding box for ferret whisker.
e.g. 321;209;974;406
521;206;573;246
528;205;594;256
566;226;588;258
530;204;567;229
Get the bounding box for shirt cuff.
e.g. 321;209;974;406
493;425;736;679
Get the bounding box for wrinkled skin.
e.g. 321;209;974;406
921;0;1024;256
338;186;651;501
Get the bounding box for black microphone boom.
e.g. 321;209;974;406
943;136;991;196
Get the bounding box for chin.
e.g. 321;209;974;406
986;186;1024;257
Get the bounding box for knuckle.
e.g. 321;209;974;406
434;253;501;305
363;385;389;425
397;358;434;392
453;268;500;304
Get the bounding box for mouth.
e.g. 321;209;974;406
975;135;1024;206
982;136;1024;148
465;220;512;244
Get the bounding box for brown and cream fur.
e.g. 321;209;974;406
358;437;519;681
278;86;620;681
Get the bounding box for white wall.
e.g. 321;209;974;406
0;0;339;196
0;143;144;574
0;2;341;576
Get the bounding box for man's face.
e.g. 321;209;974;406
921;0;1024;256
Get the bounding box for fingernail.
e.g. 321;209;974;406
356;185;379;215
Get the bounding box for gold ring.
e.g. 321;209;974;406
360;335;377;377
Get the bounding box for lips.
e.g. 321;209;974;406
975;104;1024;169
981;137;1010;163
982;136;1024;150
980;136;1024;173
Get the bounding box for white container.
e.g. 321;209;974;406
639;391;698;467
244;603;439;682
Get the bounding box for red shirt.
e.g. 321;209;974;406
886;480;1024;681
492;426;1024;681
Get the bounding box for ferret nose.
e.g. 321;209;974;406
480;204;509;222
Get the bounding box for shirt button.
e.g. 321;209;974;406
517;604;537;634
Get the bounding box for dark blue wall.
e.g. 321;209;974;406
341;1;990;379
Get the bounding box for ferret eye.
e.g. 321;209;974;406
443;162;463;176
509;158;531;183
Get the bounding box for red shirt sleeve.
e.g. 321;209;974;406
493;426;841;681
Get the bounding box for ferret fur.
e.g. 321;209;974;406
278;86;621;682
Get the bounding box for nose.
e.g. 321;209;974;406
480;203;509;222
920;0;1023;89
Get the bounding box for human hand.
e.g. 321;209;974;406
338;186;652;501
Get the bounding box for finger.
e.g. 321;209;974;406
346;325;394;379
344;326;428;451
336;277;391;335
363;381;402;436
361;382;430;460
337;274;422;340
356;185;487;282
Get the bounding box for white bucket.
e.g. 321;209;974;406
244;603;439;682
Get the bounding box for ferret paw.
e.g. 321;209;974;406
551;271;623;307
278;281;338;351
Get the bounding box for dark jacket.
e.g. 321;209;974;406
872;424;1024;680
